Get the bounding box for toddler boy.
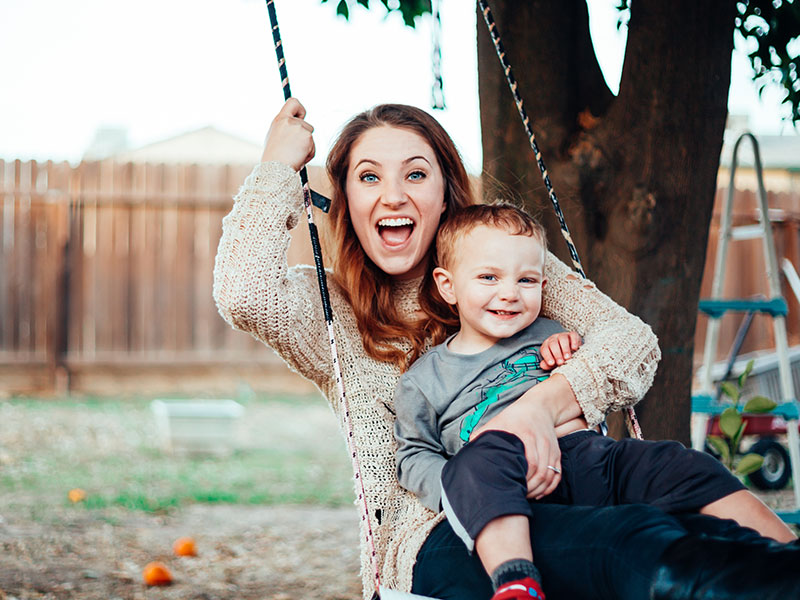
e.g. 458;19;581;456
394;203;792;600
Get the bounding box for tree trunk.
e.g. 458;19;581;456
478;0;735;443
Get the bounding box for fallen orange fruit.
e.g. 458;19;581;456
142;561;172;586
67;488;86;503
172;536;197;557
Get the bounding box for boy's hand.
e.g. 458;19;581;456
540;331;582;369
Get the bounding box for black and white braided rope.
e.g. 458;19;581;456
265;1;384;592
477;0;643;440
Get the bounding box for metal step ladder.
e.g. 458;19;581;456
691;132;800;523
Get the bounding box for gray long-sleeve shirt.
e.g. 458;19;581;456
393;317;564;511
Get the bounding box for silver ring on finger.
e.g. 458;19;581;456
546;465;561;474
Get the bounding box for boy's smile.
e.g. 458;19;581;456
433;224;546;354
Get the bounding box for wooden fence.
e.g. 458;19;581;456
2;157;799;394
0;159;323;395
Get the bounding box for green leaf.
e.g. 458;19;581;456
719;381;740;402
736;452;765;476
738;359;755;388
719;407;743;439
707;435;731;464
731;420;748;452
743;395;778;413
336;0;349;18
356;0;369;7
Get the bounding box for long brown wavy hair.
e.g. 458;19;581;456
325;104;474;370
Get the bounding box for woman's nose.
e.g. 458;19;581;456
380;179;408;208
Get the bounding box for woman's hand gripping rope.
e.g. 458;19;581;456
262;98;316;172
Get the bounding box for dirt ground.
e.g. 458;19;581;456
1;395;797;600
0;503;361;600
0;396;362;600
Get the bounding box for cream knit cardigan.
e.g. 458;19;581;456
213;162;661;598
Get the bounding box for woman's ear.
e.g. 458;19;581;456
433;267;457;305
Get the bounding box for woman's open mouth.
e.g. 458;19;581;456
377;217;414;247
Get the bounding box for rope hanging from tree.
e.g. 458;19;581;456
476;0;644;441
431;0;445;110
265;1;384;595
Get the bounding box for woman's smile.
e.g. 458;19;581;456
377;216;415;247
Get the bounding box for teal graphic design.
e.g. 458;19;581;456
460;348;549;442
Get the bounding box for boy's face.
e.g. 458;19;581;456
433;224;546;353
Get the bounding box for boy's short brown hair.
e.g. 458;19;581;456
435;202;548;270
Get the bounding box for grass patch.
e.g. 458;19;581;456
0;393;353;514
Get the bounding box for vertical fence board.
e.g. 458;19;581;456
129;162;147;355
16;161;33;355
112;162;132;352
193;165;215;352
0;160;12;352
143;164;162;353
175;165;194;351
66;164;81;358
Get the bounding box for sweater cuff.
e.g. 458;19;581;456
552;356;605;427
244;161;302;198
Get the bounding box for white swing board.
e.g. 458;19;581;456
379;586;441;600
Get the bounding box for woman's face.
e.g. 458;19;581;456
345;126;446;280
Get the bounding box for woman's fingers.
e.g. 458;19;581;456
262;98;315;170
280;97;306;120
526;433;561;499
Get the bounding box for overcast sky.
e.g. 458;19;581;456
0;0;795;172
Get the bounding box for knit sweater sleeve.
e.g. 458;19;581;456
540;252;661;427
213;161;333;388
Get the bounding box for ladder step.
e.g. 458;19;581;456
692;394;800;419
698;298;788;318
731;223;764;240
730;224;765;240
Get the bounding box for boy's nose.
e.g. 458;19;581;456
497;282;519;300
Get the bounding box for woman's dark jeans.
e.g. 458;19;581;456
412;503;763;600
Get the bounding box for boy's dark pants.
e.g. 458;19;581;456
412;506;768;600
439;430;745;552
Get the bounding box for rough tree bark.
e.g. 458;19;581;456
478;0;736;443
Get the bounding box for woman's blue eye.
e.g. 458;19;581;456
360;173;378;183
408;171;426;181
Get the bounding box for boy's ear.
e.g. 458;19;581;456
541;277;547;289
433;267;457;305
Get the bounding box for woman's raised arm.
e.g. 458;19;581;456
212;159;334;389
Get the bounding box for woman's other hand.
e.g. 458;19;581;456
261;98;316;171
540;331;582;369
470;374;585;499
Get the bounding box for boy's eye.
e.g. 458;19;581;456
519;277;538;284
479;274;497;281
360;173;378;183
408;170;426;181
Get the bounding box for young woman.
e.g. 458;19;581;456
213;98;799;600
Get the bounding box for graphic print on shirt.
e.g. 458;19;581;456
459;347;550;442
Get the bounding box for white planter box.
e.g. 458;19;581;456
151;399;244;456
